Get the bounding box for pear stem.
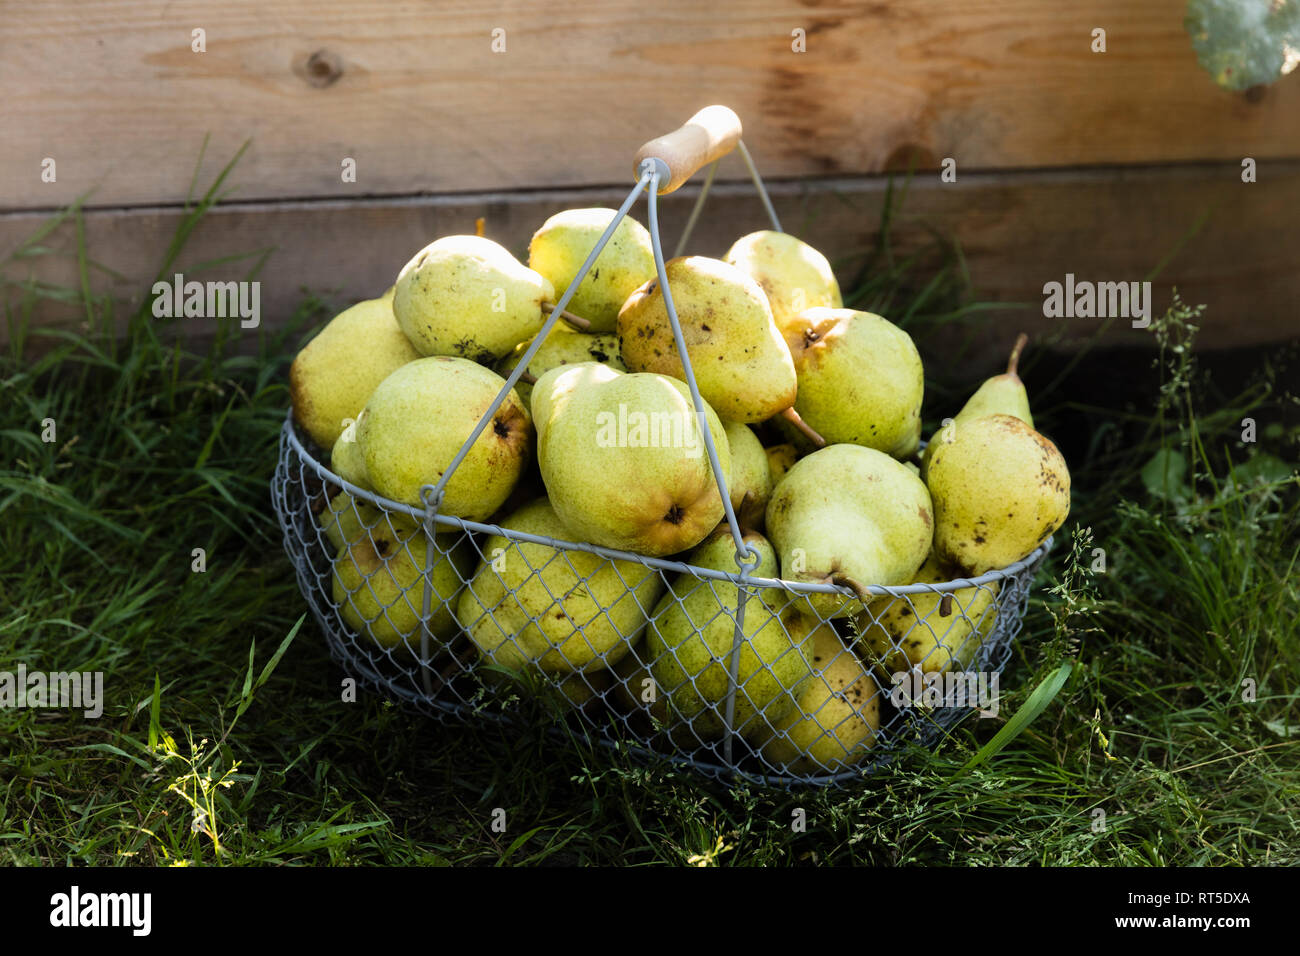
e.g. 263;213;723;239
779;406;827;447
518;372;537;385
542;302;591;331
831;573;875;606
1006;333;1029;378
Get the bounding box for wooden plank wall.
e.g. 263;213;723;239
2;0;1297;354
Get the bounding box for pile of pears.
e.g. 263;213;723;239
290;209;1071;775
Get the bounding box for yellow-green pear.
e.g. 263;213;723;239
783;308;923;458
928;414;1070;574
857;553;999;675
290;298;421;449
322;492;420;553
756;626;881;773
528;208;656;332
766;444;934;620
921;335;1034;476
617;256;797;424
533;363;731;557
724;422;773;527
645;528;815;740
957;335;1033;427
765;443;799;486
723;231;842;333
330;419;371;489
332;523;473;654
393;235;556;363
358;356;532;517
456;498;664;674
497;326;625;408
323;423;456;551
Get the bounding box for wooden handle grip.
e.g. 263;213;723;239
634;105;743;195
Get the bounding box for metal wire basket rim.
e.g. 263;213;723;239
287;413;1051;595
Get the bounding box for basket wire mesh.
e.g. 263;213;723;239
270;138;1051;788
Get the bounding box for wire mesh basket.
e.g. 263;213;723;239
270;107;1053;788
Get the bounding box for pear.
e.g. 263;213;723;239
290;298;421;449
783;307;924;458
322;492;420;553
332;523;473;654
723;422;773;528
497;325;625;408
330;419;371;489
756;626;881;773
857;552;999;676
723;231;842;333
527;208;656;332
532;363;731;557
645;528;815;739
325;420;464;549
616;256;797;424
928;414;1070;574
456;498;664;674
765;443;799;486
358;356;532;518
921;334;1033;476
766;444;934;620
392;235;556;363
956;334;1033;427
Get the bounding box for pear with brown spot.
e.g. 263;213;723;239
616;256;798;424
756;625;881;773
927;414;1070;575
921;333;1034;477
331;522;473;654
456;498;663;674
497;325;626;409
393;235;556;363
857;552;999;676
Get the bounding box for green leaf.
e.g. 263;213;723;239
959;662;1073;772
148;674;162;753
1230;452;1295;487
1141;448;1192;502
1186;0;1300;91
234;616;305;720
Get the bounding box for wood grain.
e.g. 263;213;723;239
2;1;1297;210
5;163;1296;365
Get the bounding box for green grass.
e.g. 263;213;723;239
1;156;1297;866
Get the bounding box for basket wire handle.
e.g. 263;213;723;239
420;106;783;758
646;156;771;763
673;141;783;258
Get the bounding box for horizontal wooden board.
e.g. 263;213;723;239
4;163;1296;369
2;0;1298;210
